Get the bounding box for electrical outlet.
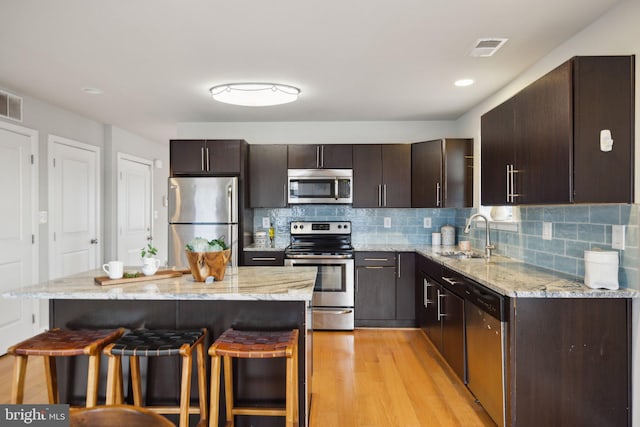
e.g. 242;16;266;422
612;225;626;250
262;217;270;228
384;217;391;228
423;217;432;228
542;222;552;240
39;211;48;224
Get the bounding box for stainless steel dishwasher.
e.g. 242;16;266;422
464;278;507;427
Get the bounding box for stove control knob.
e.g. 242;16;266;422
293;225;298;229
337;224;342;229
300;225;304;229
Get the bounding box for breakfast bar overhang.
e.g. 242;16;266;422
3;266;317;427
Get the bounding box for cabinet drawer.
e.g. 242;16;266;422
355;252;396;267
243;251;285;266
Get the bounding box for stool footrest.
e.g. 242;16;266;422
232;407;287;417
144;406;203;415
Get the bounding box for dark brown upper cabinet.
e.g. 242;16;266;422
481;55;634;205
287;144;353;169
412;139;473;208
353;144;411;208
170;139;244;176
248;144;288;208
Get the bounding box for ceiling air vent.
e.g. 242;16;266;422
469;38;508;57
0;90;23;122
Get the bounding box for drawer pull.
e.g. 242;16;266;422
363;258;389;262
252;257;277;261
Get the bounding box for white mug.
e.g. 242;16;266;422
103;261;124;279
141;258;160;276
432;232;442;246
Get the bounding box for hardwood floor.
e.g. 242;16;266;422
0;329;496;426
310;329;495;427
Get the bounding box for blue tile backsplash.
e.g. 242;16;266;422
253;204;639;289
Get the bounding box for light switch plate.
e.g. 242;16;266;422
612;224;625;250
423;217;432;228
384;217;391;228
542;222;552;240
262;217;270;228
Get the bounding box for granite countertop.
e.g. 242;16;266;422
353;244;636;299
244;244;286;251
2;266;316;301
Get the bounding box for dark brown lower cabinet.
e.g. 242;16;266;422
242;250;284;266
508;298;631;427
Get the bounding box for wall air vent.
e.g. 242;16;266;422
469;38;508;57
0;90;23;122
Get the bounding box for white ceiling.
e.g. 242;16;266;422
0;0;621;143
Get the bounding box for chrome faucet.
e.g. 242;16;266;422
464;213;495;258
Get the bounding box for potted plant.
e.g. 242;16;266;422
185;237;231;282
140;243;160;276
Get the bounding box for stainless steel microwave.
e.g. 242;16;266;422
288;169;353;204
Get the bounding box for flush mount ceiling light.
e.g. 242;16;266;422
454;79;475;87
209;83;300;106
81;87;103;95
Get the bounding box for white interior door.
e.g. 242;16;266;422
0;123;38;353
49;135;100;279
117;154;152;266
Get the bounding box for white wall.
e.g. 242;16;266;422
103;125;170;264
177;120;458;144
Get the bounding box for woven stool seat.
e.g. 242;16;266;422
7;328;125;407
104;328;207;427
211;329;298;359
209;328;299;427
107;329;204;357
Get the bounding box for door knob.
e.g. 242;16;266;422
90;238;98;244
147;236;153;241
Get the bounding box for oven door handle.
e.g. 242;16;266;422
313;308;353;315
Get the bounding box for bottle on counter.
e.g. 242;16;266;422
268;224;275;247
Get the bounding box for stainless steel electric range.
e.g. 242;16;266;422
284;221;354;330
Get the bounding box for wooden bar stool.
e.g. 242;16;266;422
7;328;125;407
208;328;299;427
103;329;207;427
70;404;176;427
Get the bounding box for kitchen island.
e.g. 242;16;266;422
3;266;316;427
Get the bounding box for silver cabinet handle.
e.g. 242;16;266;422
436;182;441;207
364;266;384;269
441;277;458;286
206;147;210;171
201;147;205;171
424;278;432;306
252;257;277;261
383;184;387;207
506;164;510;203
320;145;324;168
364;258;389;262
437;289;446;320
397;253;401;278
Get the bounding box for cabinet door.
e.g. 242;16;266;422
381;145;411;207
424;275;442;351
322;145;353;168
170;140;207;175
441;288;465;381
515;61;572;204
287;145;319;169
480;100;515;205
573;56;634;203
353;145;382;207
411;140;443;208
443;139;473;208
249;145;287;207
396;252;415;321
355;266;396;320
208;140;242;174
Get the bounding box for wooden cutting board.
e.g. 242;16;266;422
94;270;183;286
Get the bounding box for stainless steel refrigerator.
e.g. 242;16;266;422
168;177;238;274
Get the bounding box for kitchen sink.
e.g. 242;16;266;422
436;250;485;259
